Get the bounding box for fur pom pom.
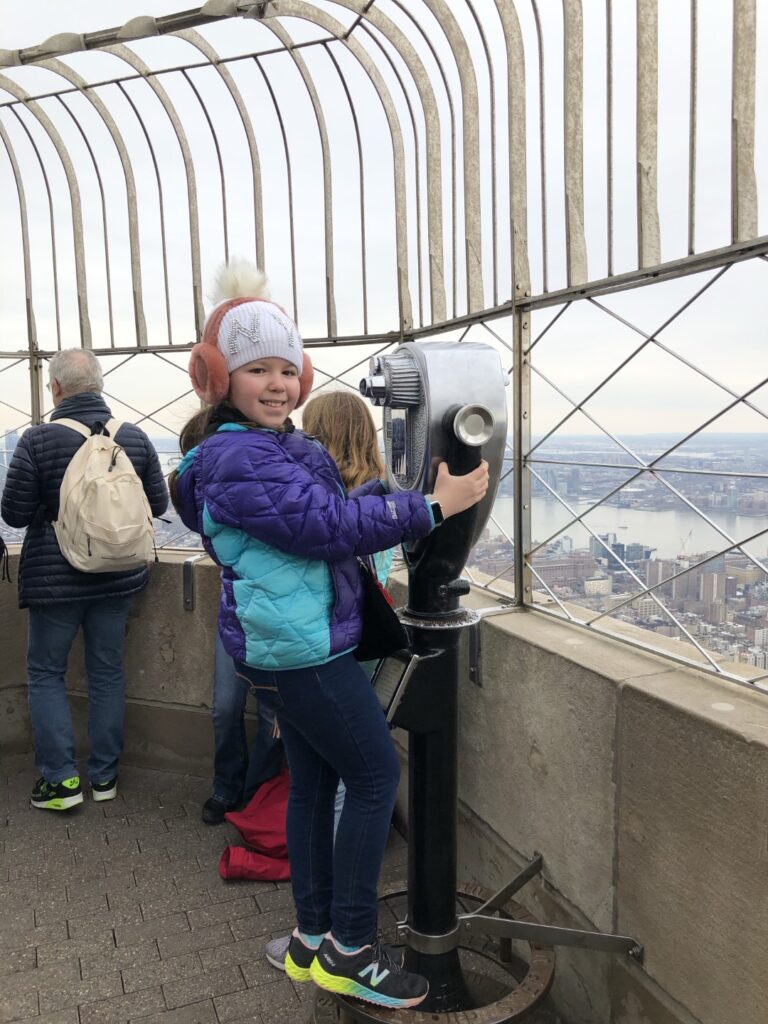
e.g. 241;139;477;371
209;259;270;305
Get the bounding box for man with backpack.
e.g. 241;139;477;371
1;349;168;810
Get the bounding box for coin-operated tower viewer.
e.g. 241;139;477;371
360;340;508;1013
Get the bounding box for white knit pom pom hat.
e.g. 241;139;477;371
188;259;313;405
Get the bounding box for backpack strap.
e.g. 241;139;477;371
52;418;91;440
53;418;123;439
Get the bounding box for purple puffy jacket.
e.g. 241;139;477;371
174;423;434;669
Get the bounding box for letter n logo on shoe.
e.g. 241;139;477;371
359;963;390;987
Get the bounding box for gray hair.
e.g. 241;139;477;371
48;349;103;397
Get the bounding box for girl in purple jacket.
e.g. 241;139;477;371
173;263;488;1010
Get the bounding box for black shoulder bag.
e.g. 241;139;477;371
354;556;410;661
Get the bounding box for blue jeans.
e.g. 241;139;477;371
27;596;133;784
212;633;283;805
237;652;399;947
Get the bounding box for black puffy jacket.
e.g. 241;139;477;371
1;392;168;607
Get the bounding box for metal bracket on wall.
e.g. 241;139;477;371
183;553;206;611
468;603;516;686
397;852;644;962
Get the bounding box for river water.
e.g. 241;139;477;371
491;496;768;561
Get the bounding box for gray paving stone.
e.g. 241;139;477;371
253;887;294;915
102;849;172;877
0;945;37;976
187;895;258;930
102;834;143;855
0;919;69;952
40;970;123;1014
68;876;167;905
34;892;108;926
157;922;234;959
239;955;289;991
78;985;165;1024
174;868;275;903
68;903;144;939
126;807;188;828
131;999;218;1024
137;889;212;921
0;988;39;1024
0;877;39;904
80;939;160;981
230;906;297;942
198;937;272;974
36;929;118;967
14;1009;80;1024
28;889;71;921
215;977;301;1023
114;911;190;947
0;958;80;998
122;951;202;993
137;827;199;853
49;860;107;885
163;963;246;1008
137;856;201;888
6;850;76;880
1;904;35;929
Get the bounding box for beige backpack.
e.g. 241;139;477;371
53;418;155;573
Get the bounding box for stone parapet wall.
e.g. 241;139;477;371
2;553;765;1023
387;574;768;1024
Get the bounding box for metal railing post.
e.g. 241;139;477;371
513;302;531;606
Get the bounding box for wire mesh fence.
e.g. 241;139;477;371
1;1;766;691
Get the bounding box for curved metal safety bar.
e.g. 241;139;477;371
107;42;205;338
42;57;148;347
0;75;92;347
176;28;266;268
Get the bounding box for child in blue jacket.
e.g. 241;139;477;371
172;263;488;1010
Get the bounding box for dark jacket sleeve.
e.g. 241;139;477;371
1;433;42;528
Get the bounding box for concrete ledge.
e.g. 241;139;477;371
389;572;768;1024
4;556;768;1023
69;693;215;777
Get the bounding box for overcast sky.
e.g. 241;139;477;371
0;1;766;441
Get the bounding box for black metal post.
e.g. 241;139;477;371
405;625;472;1012
399;433;484;1012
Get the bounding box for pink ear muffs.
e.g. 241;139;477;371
296;352;314;408
188;342;230;405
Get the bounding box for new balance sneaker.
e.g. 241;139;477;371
284;932;321;982
265;934;291;972
91;777;118;802
30;776;84;811
310;936;428;1009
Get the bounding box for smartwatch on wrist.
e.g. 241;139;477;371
427;497;445;527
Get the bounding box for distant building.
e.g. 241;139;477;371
584;576;612;596
1;431;19;469
699;573;727;604
532;554;598;586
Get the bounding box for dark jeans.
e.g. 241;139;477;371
212;633;283;805
27;596;133;784
236;652;399;947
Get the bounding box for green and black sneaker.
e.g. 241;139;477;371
30;776;84;811
310;936;428;1009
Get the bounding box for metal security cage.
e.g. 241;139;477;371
1;0;767;692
